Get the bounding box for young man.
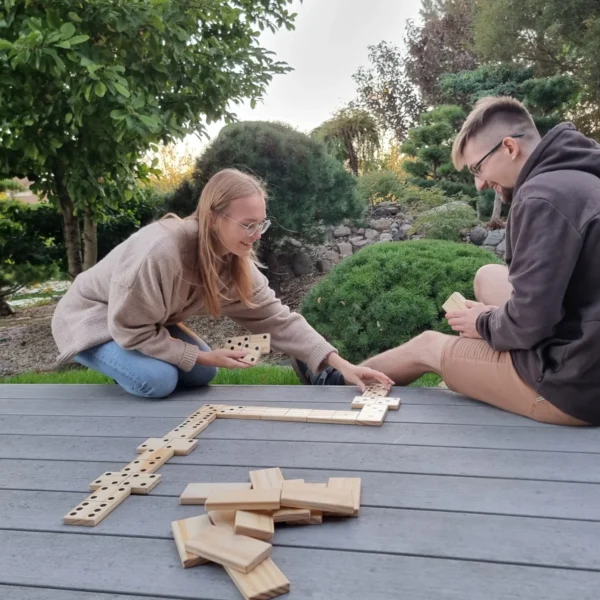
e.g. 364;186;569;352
293;96;600;426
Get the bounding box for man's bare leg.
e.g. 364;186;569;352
360;331;451;386
474;264;512;306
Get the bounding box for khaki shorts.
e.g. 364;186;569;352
441;337;589;426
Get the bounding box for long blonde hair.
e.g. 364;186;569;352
165;168;266;317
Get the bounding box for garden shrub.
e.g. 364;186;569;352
301;239;502;363
411;203;478;241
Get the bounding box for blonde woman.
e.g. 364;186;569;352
51;168;392;398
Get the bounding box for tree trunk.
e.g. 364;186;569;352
492;191;503;220
0;298;15;316
54;170;83;279
83;207;98;271
344;133;359;175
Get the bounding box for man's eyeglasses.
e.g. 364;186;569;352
217;213;271;237
469;133;525;176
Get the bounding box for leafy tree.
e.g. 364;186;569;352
473;0;600;138
0;201;60;315
404;0;479;105
401;105;474;196
312;107;380;175
168;121;364;272
353;41;424;141
440;64;578;218
301;240;501;363
0;0;297;278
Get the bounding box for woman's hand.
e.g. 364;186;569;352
327;353;394;394
197;349;252;369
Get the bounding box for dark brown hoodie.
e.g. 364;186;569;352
477;123;600;424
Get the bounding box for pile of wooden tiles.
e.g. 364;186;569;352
172;467;361;600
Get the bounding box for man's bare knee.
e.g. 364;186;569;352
474;264;511;306
413;331;449;373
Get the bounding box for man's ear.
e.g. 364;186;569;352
504;137;521;161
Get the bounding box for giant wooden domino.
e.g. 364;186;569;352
442;291;468;313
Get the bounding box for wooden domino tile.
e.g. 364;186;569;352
171;514;213;568
283;409;313;422
351;397;400;411
240;349;261;365
217;406;247;419
64;485;131;526
234;510;274;542
124;473;161;494
442;291;468;313
330;411;359;424
121;448;175;474
260;408;290;421
249;467;284;490
328;477;361;516
356;404;388;426
238;406;270;420
306;410;336;423
89;471;129;491
280;484;354;515
184;526;272;573
180;482;252;504
205;488;281;512
208;510;237;533
272;507;311;523
225;557;290;600
224;333;271;354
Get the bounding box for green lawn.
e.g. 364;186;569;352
0;366;441;387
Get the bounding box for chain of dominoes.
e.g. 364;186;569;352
63;333;400;531
172;467;362;599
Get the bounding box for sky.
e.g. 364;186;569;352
182;0;422;154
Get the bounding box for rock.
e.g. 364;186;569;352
286;237;302;248
379;233;393;242
316;259;334;273
370;218;393;232
496;239;506;254
394;224;412;241
357;228;365;235
481;245;497;253
324;250;340;264
470;226;487;246
333;225;351;238
483;229;505;247
352;239;371;252
364;228;380;241
337;242;353;257
291;252;312;276
349;236;367;247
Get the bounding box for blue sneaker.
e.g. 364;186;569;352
291;358;345;386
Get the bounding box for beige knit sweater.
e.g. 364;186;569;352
51;218;337;374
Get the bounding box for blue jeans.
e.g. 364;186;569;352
74;323;217;399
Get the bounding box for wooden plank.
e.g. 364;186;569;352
184;527;272;573
0;399;555;425
0;384;480;406
0;587;173;600
205;488;281;512
3;435;600;482
234;510;274;541
171;514;212;568
180;482;252;504
5;414;600;451
249;467;284;490
5;462;600;521
3;530;599;600
225;557;290;600
5;490;600;569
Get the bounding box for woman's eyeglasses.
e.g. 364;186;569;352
217;213;271;236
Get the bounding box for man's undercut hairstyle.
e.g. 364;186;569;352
452;96;538;170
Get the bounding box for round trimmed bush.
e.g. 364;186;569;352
301;240;502;363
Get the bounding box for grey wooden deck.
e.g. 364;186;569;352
1;383;599;600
